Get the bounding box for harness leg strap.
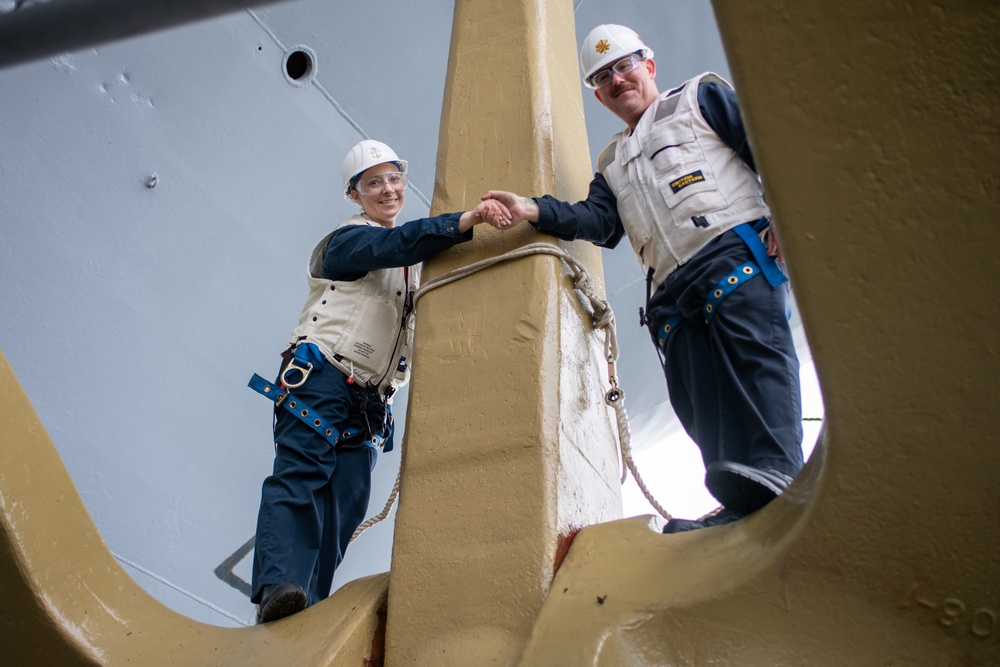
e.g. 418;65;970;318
703;261;759;324
654;260;763;352
248;373;386;451
249;373;350;450
338;423;389;452
655;316;682;354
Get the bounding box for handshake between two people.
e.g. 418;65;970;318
467;190;538;231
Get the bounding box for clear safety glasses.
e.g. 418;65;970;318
356;171;408;196
585;53;644;89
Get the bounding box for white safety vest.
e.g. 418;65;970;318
597;72;771;289
288;215;416;394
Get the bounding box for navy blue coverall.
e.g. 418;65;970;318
532;82;803;482
251;213;472;606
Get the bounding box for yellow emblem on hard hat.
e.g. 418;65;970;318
595;39;610;54
370;146;382;159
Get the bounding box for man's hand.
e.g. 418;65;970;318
474;199;511;226
481;190;539;229
765;225;784;264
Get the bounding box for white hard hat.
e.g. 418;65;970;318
342;139;408;202
579;24;654;86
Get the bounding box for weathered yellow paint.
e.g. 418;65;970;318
3;0;999;665
383;0;622;664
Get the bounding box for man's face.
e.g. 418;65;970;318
594;56;659;130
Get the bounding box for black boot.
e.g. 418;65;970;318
256;582;307;624
704;461;794;515
662;507;745;534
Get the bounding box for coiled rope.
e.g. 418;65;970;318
351;242;670;543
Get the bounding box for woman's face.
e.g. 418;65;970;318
351;162;406;226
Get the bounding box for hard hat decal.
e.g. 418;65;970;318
596;39;610;54
370;146;382;159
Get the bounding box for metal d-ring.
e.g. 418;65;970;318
280;359;313;389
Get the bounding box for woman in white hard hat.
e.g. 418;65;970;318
248;139;507;623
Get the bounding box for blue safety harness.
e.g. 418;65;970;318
248;343;392;452
652;219;788;352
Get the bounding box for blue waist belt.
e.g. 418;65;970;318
248;373;385;451
655;221;788;351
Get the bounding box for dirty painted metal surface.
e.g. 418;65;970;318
382;0;627;661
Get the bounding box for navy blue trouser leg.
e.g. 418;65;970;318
655;234;804;480
308;444;375;605
250;363;376;606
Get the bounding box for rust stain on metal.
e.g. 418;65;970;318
362;603;387;667
553;526;581;575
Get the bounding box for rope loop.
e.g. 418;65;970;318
591;302;614;331
352;240;673;542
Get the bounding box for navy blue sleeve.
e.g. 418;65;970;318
322;212;471;280
532;172;626;249
698;81;756;173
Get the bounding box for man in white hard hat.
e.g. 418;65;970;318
483;25;804;533
248;140;507;622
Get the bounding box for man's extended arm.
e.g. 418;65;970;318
482;172;626;248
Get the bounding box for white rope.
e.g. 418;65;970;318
350;242;673;543
350;468;401;543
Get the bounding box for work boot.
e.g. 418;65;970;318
662;507;744;534
704;461;794;516
256;582;307;624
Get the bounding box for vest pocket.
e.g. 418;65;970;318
643;115;728;225
643;117;695;169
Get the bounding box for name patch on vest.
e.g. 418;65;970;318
669;170;705;193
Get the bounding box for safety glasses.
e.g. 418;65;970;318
585;53;644;89
357;171;408;196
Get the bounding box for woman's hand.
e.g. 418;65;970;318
474;199;512;228
458;199;512;232
481;190;538;229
